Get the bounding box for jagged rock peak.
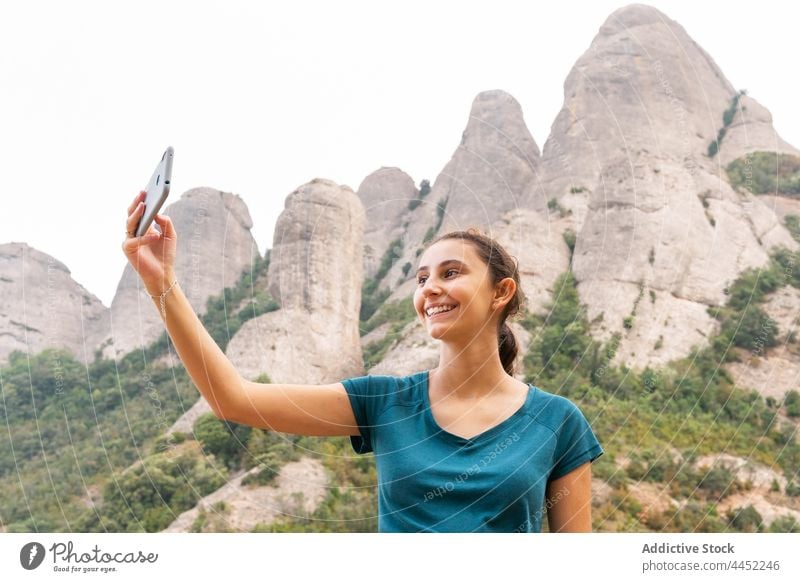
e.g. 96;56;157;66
535;3;799;372
98;187;260;360
356;167;419;279
268;178;364;313
382;90;544;303
599;3;677;34
228;178;365;384
0;242;108;365
463;90;541;163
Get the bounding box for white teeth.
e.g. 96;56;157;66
426;304;456;317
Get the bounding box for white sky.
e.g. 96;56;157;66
1;0;798;308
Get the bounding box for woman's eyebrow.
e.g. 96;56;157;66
415;259;467;276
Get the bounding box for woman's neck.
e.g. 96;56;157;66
431;333;510;400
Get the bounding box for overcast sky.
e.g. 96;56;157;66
1;0;798;307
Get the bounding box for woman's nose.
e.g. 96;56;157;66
421;280;441;297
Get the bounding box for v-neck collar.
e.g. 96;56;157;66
420;369;535;446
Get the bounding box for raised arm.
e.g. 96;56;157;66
121;191;361;437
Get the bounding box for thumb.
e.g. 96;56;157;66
153;214;176;238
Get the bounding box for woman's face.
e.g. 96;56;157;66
413;239;500;341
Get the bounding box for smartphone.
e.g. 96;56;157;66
135;146;174;237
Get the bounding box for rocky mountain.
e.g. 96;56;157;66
357;167;420;280
3;2;800;535
97;187;260;360
532;4;798;370
0;243;108;365
226;178;365;384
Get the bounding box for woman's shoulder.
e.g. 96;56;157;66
526;387;587;432
342;370;426;399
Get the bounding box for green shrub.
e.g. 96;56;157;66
419;179;431;198
563;230;576;255
768;515;800;533
727;505;763;532
85;445;228;532
785;215;800;242
697;464;740;501
721;305;777;352
708;90;745;158
726;151;800;195
784;390;800;417
242;442;300;486
375;238;403;282
193;413;252;470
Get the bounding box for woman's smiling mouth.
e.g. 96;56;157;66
426;304;458;319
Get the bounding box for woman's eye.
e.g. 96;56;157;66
418;270;458;285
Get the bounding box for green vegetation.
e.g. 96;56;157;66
0;252;287;532
785;215;800;242
76;442;228;532
419;179;431;199
138;250;277;361
548;197;569;217
726;152;800;196
194;413;252;469
708;90;745;158
5;227;800;533
253;435;378;532
360;297;416;371
785;390;800;417
360;238;403;322
408;179;432;211
727;505;763;532
563;230;577;258
520;246;800;532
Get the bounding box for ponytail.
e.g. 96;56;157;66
498;322;519;376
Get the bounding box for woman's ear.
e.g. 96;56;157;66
492;278;516;309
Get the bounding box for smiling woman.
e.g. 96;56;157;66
340;228;603;532
121;195;602;531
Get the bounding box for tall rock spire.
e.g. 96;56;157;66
537;3;798;369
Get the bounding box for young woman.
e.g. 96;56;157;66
122;190;603;533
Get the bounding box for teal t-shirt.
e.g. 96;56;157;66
341;370;603;533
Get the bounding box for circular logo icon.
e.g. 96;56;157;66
20;542;46;570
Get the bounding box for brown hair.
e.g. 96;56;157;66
425;227;526;376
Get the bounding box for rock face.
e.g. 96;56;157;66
725;285;800;399
717;95;800;167
227;179;365;384
434;89;541;232
98;188;259;359
357;167;420;280
0;243;108;365
534;3;799;370
163;456;328;532
369;90;542;305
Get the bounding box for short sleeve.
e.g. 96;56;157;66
340;375;393;454
549;400;604;481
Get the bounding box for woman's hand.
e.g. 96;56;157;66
121;190;178;293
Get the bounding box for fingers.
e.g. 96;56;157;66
126;200;145;235
127;190;146;215
121;230;159;253
153;213;175;238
